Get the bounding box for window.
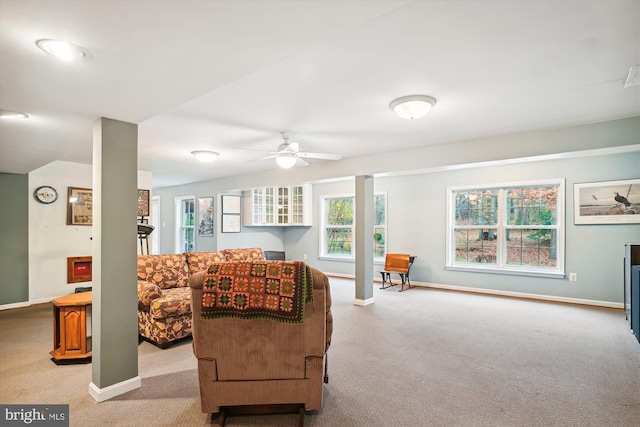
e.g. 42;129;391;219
175;196;195;253
446;180;564;277
320;193;387;260
374;194;386;259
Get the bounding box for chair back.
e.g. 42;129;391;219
384;253;411;273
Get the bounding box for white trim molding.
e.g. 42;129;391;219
410;280;624;309
89;376;142;402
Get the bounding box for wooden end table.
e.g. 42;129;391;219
50;291;92;364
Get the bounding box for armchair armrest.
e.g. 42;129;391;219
137;280;162;310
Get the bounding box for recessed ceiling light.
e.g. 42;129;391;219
191;150;220;163
390;95;437;120
0;109;29;119
36;39;90;62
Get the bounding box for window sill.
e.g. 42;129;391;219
445;265;565;279
319;256;385;265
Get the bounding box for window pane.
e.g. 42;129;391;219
326;198;353;225
326;228;352;255
507;186;558;226
374;195;385;226
374;227;385;258
454;229;497;264
455;190;498;226
506;228;557;267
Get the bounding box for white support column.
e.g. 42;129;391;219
354;175;374;305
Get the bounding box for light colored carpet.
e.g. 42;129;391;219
1;278;639;426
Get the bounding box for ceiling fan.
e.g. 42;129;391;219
245;132;342;169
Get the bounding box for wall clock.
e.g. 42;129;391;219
34;185;58;204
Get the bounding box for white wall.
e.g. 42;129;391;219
152;117;639;305
283;150;640;305
28;161;152;302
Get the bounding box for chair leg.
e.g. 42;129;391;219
399;274;412;292
324;354;329;384
211;410;225;426
380;272;391;289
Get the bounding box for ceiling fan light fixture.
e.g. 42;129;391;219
191;150;220;163
276;154;297;169
0;109;29;119
36;39;90;62
390;95;436;120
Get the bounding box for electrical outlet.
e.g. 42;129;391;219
303;254;308;260
569;273;577;282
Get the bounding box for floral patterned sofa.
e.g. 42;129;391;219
137;248;265;348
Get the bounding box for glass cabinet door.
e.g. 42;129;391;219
265;187;275;224
277;187;289;224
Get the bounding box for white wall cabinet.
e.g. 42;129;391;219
244;184;312;226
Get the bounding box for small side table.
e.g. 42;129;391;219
50;291;92;364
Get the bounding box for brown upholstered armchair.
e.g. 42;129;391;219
189;263;333;422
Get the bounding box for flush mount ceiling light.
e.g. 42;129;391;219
390;95;437;120
0;109;29;119
36;39;90;62
275;153;297;169
191;150;220;163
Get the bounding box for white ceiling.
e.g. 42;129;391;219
1;0;638;188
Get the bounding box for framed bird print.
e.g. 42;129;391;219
574;178;640;224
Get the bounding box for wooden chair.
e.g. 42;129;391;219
379;254;416;292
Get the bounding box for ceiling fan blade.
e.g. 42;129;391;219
247;154;277;162
233;146;275;153
295;156;309;167
296;152;342;160
278;141;299;153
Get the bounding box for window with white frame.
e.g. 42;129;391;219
320;193;387;260
175;196;195;253
446;180;564;277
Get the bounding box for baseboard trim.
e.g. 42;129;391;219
0;301;31;311
89;376;142;402
324;273;623;309
354;297;374;306
414;281;624;309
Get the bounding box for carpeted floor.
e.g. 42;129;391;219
1;278;639;426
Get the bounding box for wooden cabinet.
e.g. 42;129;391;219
50;292;92;363
244;184;312;226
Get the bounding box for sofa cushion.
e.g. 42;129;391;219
137;280;162;310
149;287;192;319
220;247;265;262
137;254;190;290
185;251;227;275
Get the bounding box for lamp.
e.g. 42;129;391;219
36;39;90;62
275;154;297;169
390;95;436;120
191;150;220;163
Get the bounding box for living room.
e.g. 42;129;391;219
1;1;639;426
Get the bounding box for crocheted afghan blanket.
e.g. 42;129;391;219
201;261;313;323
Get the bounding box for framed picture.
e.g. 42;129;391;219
574;178;640;224
67;256;92;283
67;187;93;226
222;214;241;233
137;189;150;216
198;197;214;237
222;195;241;214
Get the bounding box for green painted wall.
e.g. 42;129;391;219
0;173;29;304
